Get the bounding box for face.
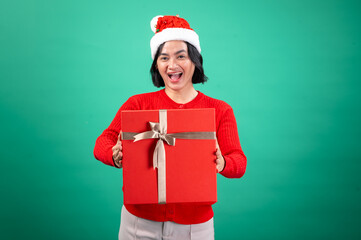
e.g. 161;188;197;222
156;41;195;92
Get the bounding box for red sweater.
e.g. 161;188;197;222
94;89;247;224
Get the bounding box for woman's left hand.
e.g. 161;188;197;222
215;140;225;173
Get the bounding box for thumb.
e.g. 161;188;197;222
118;131;122;141
216;139;220;150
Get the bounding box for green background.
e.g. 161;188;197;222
1;0;360;239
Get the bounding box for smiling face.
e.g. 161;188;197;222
156;41;196;93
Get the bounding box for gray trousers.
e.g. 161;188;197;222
118;206;215;240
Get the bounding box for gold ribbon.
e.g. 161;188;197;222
122;109;216;204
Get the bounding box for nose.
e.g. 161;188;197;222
168;58;178;69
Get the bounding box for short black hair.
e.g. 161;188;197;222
150;41;208;88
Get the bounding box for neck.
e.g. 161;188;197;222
164;86;198;104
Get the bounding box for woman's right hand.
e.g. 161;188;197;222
112;133;123;168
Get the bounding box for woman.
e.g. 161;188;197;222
94;15;247;240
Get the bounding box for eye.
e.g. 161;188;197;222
159;56;168;61
177;55;186;59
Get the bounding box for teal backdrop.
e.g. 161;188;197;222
1;0;360;239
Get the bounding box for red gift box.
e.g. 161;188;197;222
121;109;217;205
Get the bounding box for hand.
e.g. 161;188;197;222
215;140;225;173
112;132;123;168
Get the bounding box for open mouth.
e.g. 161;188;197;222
168;73;183;82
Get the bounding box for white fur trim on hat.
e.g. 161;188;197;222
150;28;201;59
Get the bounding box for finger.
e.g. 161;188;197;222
215;159;223;172
216;148;222;158
216;163;221;173
112;147;120;158
113;143;121;151
114;151;122;162
112;145;119;152
215;151;224;173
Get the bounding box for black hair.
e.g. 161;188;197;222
150;41;208;88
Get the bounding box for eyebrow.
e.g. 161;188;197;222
159;49;186;56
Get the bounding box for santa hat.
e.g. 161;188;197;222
150;15;201;59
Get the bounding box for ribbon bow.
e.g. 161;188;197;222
133;110;174;170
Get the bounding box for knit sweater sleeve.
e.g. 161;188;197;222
93;96;139;167
217;105;247;178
